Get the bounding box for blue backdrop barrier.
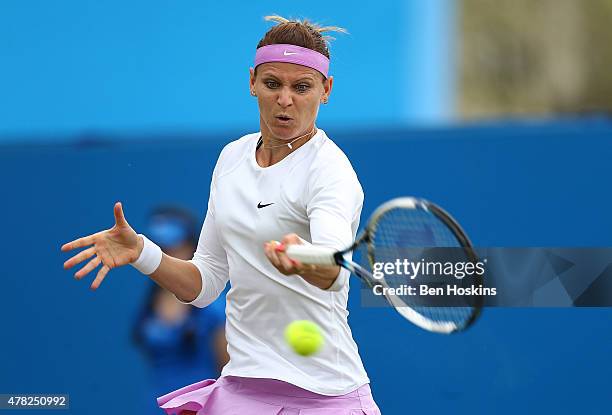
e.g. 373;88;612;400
1;117;611;414
0;0;453;137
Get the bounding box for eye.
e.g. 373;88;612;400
295;84;311;93
265;80;279;89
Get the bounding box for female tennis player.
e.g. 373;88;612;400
62;15;381;415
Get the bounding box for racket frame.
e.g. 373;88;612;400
333;197;482;333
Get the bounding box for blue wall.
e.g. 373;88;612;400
0;0;454;138
1;118;611;414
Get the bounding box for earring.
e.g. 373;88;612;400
251;91;257;97
322;98;328;104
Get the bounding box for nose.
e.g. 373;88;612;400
277;87;293;108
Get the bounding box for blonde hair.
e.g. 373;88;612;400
257;14;348;59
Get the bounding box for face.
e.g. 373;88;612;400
154;289;189;322
165;241;195;261
250;62;333;140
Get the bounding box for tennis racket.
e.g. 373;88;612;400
287;197;482;334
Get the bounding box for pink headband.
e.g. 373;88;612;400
254;44;330;78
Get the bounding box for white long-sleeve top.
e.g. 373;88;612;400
182;129;369;395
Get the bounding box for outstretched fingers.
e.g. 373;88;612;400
61;234;96;252
90;265;110;290
75;255;102;280
64;246;96;270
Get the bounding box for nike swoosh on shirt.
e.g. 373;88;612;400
257;202;275;209
283;51;298;56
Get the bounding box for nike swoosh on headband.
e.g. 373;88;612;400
254;44;330;78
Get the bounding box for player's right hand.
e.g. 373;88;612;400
61;202;143;290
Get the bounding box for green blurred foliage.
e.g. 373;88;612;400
459;0;612;118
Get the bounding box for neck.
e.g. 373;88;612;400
256;125;317;168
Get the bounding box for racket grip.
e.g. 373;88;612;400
285;245;337;266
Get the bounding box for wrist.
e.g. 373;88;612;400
130;234;162;275
324;266;346;291
135;234;144;259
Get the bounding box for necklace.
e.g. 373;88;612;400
261;127;317;150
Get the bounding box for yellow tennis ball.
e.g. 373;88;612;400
285;320;324;356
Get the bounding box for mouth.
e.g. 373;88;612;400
275;115;293;124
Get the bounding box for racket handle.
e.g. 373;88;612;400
285;245;337;266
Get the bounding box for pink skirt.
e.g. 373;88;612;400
156;376;381;415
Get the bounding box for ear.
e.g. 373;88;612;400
249;67;256;94
322;75;333;102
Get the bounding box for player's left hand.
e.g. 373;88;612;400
263;233;340;290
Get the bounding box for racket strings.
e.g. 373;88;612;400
361;207;478;330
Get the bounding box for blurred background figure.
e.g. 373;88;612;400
131;206;228;412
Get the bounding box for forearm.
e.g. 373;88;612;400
148;253;202;303
297;264;340;290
